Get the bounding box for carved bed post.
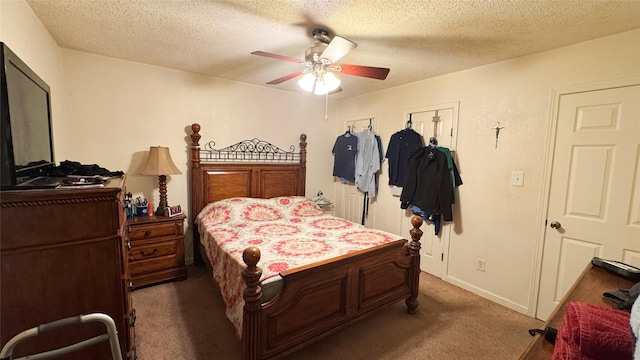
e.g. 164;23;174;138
299;134;307;196
242;247;263;360
299;134;307;165
190;123;203;264
190;123;201;169
405;215;423;314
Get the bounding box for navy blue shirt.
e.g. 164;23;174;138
332;134;358;183
385;129;423;187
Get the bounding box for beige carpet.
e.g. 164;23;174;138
132;265;542;359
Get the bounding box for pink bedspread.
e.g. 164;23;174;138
196;196;403;337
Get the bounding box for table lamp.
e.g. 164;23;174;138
140;146;181;216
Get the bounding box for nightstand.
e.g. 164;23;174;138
126;214;187;289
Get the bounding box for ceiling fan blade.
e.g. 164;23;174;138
251;51;304;64
266;70;305;85
320;36;357;63
335;64;390;80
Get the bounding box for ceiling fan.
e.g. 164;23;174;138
251;28;390;95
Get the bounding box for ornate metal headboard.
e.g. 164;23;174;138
198;138;302;163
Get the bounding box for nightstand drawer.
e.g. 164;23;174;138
129;255;177;277
129;240;177;262
126;214;187;289
128;222;182;240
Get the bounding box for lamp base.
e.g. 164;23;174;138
155;205;169;217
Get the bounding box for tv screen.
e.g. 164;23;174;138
1;42;54;188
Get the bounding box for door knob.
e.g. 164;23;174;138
550;221;562;229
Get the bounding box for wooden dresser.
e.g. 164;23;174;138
0;177;136;359
126;214;187;289
519;263;635;359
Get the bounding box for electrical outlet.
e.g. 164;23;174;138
476;258;486;272
511;171;524;186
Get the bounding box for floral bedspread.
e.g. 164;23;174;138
196;196;403;338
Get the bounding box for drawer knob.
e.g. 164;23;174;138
143;230;151;237
140;249;158;257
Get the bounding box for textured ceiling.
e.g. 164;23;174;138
26;0;640;99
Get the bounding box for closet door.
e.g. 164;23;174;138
400;102;459;279
404;102;459;150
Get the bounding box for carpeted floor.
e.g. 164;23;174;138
132;265;542;359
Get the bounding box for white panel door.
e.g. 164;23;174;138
536;85;640;320
397;109;455;279
404;102;459;150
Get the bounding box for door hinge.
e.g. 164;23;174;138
441;253;444;261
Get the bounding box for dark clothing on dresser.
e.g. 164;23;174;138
49;160;124;177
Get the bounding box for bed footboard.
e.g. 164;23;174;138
241;215;424;360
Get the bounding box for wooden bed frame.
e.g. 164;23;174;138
188;123;424;360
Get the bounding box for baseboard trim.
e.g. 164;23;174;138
445;275;530;315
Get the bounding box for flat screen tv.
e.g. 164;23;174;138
1;42;55;189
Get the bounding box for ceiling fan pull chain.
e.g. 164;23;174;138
325;92;329;121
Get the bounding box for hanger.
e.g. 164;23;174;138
368;118;373;131
313;191;334;210
428;137;438;147
406;114;413;129
344;125;352;137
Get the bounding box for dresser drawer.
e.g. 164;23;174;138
128;222;182;240
129;240;177;262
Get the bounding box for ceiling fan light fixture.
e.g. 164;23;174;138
298;72;316;92
323;72;341;92
314;80;328;95
300;71;341;95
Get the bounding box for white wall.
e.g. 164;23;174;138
334;29;640;315
57;50;338;264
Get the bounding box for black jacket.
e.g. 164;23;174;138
400;147;453;221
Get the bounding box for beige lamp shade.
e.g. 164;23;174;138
140;146;181;176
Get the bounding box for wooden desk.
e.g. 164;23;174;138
519;264;635;359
